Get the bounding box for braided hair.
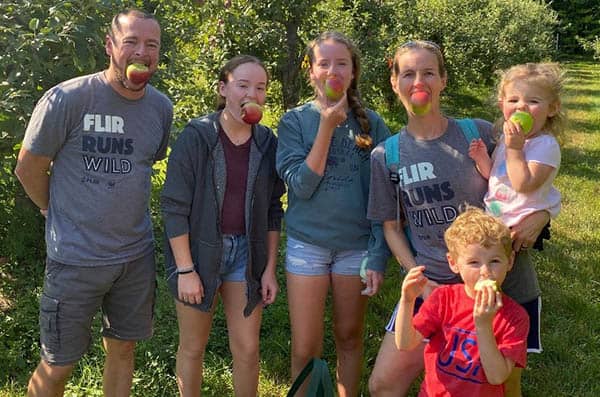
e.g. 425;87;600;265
306;31;373;150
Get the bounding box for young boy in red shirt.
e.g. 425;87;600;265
395;207;529;396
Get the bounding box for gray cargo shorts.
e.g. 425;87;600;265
39;252;156;365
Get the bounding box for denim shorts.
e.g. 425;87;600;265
285;236;367;276
39;252;156;365
219;234;248;282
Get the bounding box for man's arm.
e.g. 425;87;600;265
14;148;52;210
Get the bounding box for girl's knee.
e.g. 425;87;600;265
292;342;322;363
334;328;363;352
177;344;206;362
231;343;259;365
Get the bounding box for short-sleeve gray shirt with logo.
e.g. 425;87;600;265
24;72;172;266
368;118;495;283
368;118;541;303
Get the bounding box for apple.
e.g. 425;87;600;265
474;279;499;292
359;257;374;296
509;111;533;135
410;91;431;116
126;63;151;85
359;257;368;280
324;77;344;102
241;102;263;124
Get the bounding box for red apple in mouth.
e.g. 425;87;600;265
324;77;344;102
241;102;263;124
126;63;151;85
410;91;431;116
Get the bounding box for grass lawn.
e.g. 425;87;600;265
1;61;599;396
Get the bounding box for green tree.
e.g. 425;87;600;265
548;0;600;55
392;0;559;86
0;0;562;263
0;0;115;262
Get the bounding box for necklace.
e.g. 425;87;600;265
220;111;251;145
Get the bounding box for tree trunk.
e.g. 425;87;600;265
280;19;302;110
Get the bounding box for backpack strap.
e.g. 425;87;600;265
384;134;400;184
456;118;480;143
287;358;334;397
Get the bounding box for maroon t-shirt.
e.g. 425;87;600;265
219;127;251;235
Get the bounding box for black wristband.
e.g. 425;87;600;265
177;268;195;275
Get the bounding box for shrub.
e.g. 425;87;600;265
578;36;600;60
390;0;559;87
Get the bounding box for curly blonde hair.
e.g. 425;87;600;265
444;206;512;261
496;62;566;141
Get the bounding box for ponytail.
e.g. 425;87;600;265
347;86;372;150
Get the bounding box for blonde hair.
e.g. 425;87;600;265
306;31;372;150
496;62;566;140
444;206;512;261
391;40;447;80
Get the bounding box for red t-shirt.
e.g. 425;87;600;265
413;284;529;397
219;128;250;235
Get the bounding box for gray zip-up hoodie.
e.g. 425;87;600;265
161;111;285;316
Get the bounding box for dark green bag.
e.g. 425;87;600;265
287;358;335;397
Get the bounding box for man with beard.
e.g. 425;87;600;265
15;9;172;396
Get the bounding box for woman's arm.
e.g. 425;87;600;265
383;220;418;271
304;97;348;175
261;230;281;305
276;98;348;200
510;210;550;251
169;233;204;305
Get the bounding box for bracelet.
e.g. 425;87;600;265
176;265;195;274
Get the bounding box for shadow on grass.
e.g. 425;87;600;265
563;100;600;113
528;230;600;396
563;86;600;97
559;146;600;181
565;72;599;84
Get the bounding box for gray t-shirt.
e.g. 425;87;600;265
368;118;540;302
23;72;172;266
